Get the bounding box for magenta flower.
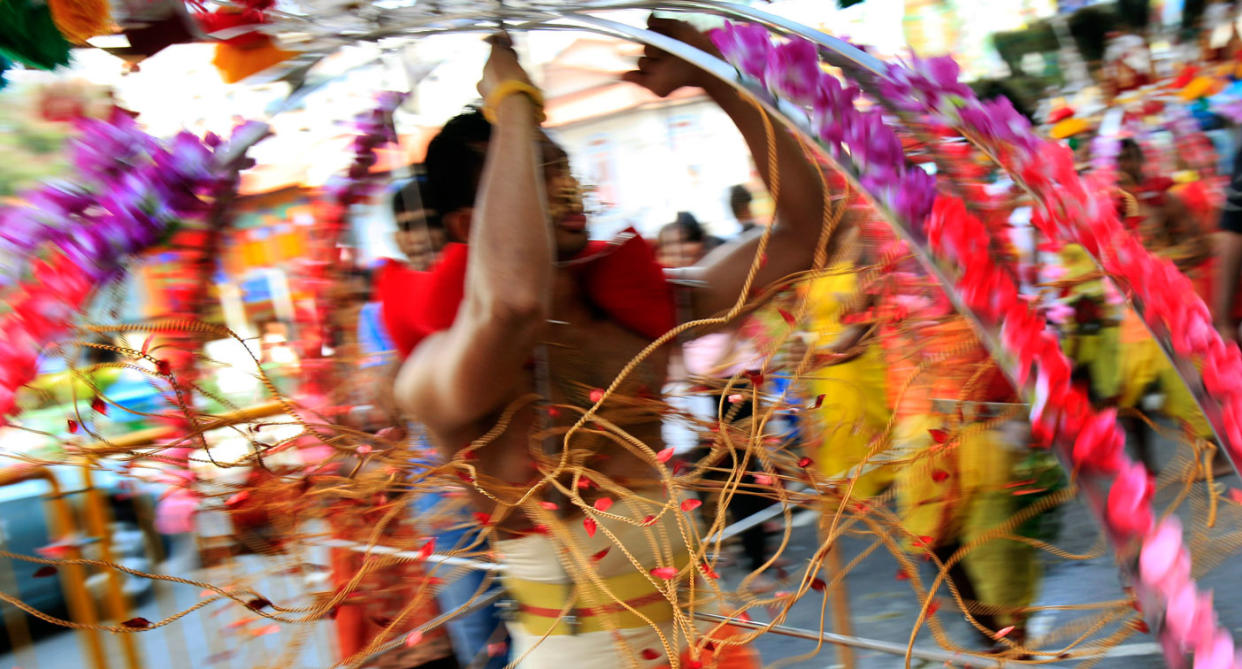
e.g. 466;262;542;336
893;163;936;227
1192;629;1234;669
1072;408;1124;472
1106;459;1153;538
1140;517;1191;599
1165;581;1219;652
763;38;822;107
709;21;772;80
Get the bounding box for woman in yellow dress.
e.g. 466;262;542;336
801;250;893;500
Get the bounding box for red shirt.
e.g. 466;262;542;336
375;228;677;359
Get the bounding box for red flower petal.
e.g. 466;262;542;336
246;597;271;611
642;515;656;526
90;397;107;415
656;447;675;464
650;566;678;580
156;359;171;376
404;630;423;647
994;625;1014;639
121;617;150;629
810;578;826;592
926;600;940;616
591;547;610;561
140;334;155;355
778;309;796;325
539;501;558;511
589;388;605;404
640;649;660;660
700;563;720;579
583;518;597;538
33;565;57;578
487;642;507;657
577;477;594;489
225;491;250;508
931;469;949;483
680;499;702;512
811;394;825;409
593;497;613;512
895;569;910;581
797;457;813;468
472;512;492;526
1230;488;1242;505
928;429;948;444
418;538;435;560
66;419;78;434
672;460;686;475
252;624;280;637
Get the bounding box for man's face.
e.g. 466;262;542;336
542;139;589;259
395;222;445;271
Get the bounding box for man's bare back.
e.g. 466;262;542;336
429;270;673;532
395;17;833;543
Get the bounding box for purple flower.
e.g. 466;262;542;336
710;22;772;80
57;225;116;280
894;166;937;228
764;38;823;107
811;75;860;146
70;110;155;184
915;56;972;99
374;91;407;114
157;132;214;183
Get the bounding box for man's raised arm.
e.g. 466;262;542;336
395;35;553;432
623;17;834;320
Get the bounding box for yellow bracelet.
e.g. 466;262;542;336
483;80;546;124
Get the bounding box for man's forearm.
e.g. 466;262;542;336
468;97;552;317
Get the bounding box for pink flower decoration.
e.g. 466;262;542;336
1193;629;1235;669
1139;517;1191;598
764;38;823;107
1071;409;1124;473
155;489;199;535
1107;460;1153;539
709;22;772;80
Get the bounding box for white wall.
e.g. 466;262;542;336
552;98;755;241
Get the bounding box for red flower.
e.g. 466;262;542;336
1106;460;1153;539
1071;409;1124;472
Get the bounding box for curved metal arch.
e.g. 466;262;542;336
250;4;1225;665
328;10;1174;668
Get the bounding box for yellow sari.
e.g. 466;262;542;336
801;264;893;498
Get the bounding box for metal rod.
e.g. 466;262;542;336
79;461;142;669
694;612;1163;664
309;537;507;572
252;3;1182;660
0;466;109;669
695;611;1004;667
